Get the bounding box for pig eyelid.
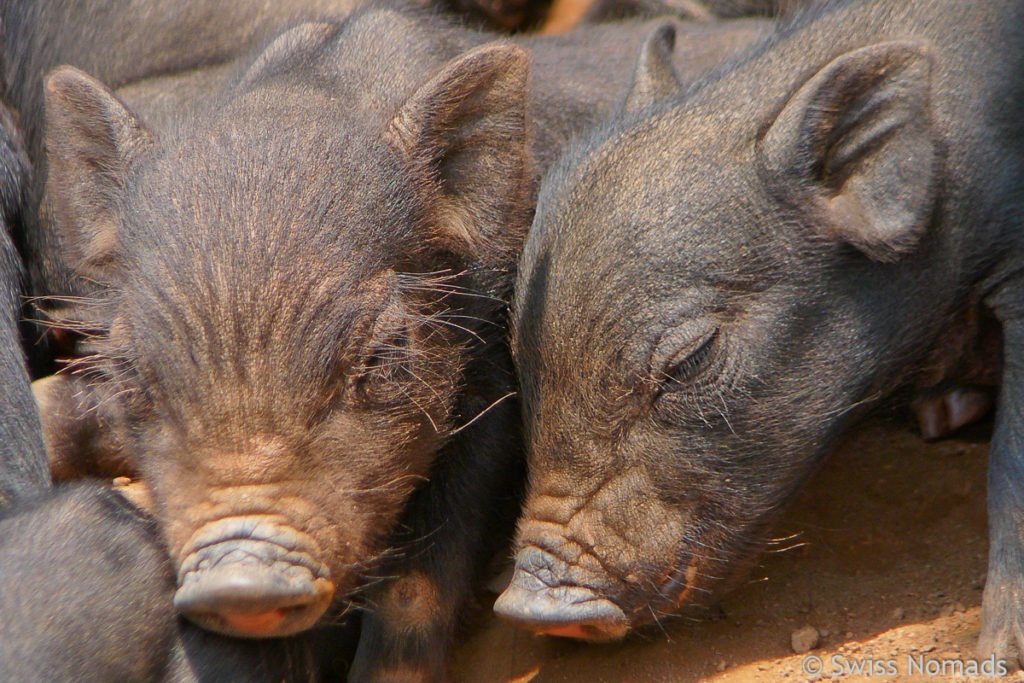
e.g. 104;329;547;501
349;327;416;400
361;329;412;370
655;327;720;391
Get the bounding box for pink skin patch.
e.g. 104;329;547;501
535;623;600;640
220;609;289;636
913;387;994;441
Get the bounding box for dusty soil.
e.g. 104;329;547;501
454;410;1024;682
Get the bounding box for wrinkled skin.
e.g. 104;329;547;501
574;0;803;27
29;9;766;679
496;0;1024;666
0;56;326;683
0;98;313;683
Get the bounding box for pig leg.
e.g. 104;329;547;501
32;373;134;481
979;284;1024;667
350;379;523;681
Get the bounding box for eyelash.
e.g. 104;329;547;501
666;330;718;385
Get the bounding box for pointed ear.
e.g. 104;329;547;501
44;66;154;279
620;23;682;117
238;22;337;90
757;41;938;262
386;42;532;263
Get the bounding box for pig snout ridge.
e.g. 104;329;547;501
173;516;334;638
493;546;629;641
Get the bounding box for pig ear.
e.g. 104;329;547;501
620;23;682;117
386;42;531;262
757;41;938;262
44;66;154;278
238;22;337;90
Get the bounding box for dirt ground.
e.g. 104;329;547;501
453;409;1024;682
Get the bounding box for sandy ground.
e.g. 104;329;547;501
453;410;1024;682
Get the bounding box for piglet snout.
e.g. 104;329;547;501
493;546;629;641
173;516;334;638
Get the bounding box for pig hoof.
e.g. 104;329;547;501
978;570;1024;673
977;622;1023;673
912;386;994;441
111;477;155;513
493;547;629;641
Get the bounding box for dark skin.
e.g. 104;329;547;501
0;0;391;381
0;101;312;680
498;0;1024;668
0;97;46;504
32;9;767;680
0;482;320;682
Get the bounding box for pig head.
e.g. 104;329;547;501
35;20;530;640
494;11;1007;640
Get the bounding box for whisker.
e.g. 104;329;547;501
418;314;487;346
397;386;440;434
449;391;516;436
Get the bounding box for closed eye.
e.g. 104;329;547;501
659;328;719;391
357;329;411;385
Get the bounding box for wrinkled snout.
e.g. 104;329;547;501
493;546;629;641
173;516;334;638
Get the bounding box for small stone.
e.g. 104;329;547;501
890;607;905;622
716;661;727;672
791;625;820;654
940;603;956;617
955;602;966;613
